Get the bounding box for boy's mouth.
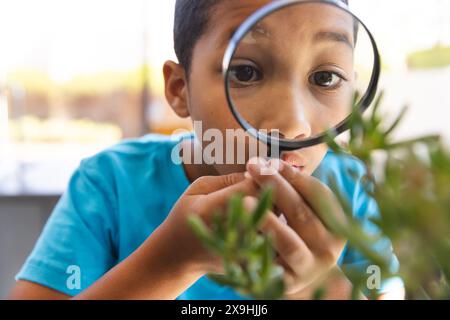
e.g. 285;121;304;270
281;152;307;172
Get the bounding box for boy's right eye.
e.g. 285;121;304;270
228;61;263;88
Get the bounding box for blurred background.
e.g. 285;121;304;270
0;0;449;297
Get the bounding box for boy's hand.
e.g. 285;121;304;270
245;158;347;296
159;172;259;275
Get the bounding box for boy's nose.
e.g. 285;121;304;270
267;88;312;141
278;112;312;140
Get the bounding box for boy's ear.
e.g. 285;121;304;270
163;60;190;118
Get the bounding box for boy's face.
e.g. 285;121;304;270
183;0;355;176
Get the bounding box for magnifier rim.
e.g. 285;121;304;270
222;0;381;151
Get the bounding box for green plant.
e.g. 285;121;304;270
189;93;450;300
188;188;285;300
327;93;450;299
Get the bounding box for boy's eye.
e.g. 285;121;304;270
229;63;263;88
309;71;345;90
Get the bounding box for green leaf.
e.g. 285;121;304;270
313;287;327;300
251;187;274;227
227;194;244;231
207;273;242;288
384;105;408;136
187;215;223;253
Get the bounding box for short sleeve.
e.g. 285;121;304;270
15;159;118;296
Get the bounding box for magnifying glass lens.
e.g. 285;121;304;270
225;1;377;148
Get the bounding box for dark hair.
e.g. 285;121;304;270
174;0;349;75
174;0;220;75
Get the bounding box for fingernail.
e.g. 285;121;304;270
247;157;276;176
269;159;284;172
248;157;268;167
244;171;252;180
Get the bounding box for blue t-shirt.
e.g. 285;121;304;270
16;134;403;299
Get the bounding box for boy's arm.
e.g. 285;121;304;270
9;262;404;300
8;281;71;300
74;224;204;300
9;171;257;300
8;225;203;300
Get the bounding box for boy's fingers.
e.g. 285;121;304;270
261;213;314;270
187;173;247;195
246;158;330;252
203;177;259;212
277;161;348;230
242;196;313;269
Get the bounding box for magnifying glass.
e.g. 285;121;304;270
223;0;380;156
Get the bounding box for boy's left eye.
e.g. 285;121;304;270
309;71;345;89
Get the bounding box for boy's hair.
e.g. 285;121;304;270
174;0;349;76
174;0;221;76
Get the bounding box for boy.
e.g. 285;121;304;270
9;0;404;299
